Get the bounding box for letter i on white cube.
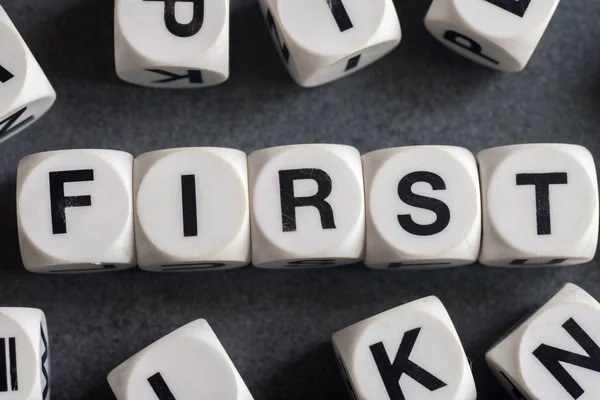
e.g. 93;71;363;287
248;144;365;269
107;319;254;400
17;150;136;273
0;6;56;143
115;0;229;88
333;296;476;400
362;146;481;270
134;147;250;272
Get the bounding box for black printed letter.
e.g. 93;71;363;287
443;31;499;65
0;337;18;392
148;372;176;400
0;65;14;83
49;170;94;234
143;0;204;37
0;107;35;140
181;175;197;237
326;0;353;32
516;172;568;235
146;69;203;84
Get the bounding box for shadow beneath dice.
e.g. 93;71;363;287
80;382;116;400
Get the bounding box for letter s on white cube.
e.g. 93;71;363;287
17;150;136;273
248;144;365;269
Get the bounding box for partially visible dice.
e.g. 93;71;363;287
333;296;476;400
115;0;229;88
259;0;401;87
0;308;49;400
107;319;254;400
0;6;56;143
134;147;250;272
248;144;365;269
425;0;560;72
17;149;136;273
362;146;481;270
477;144;598;267
487;283;600;400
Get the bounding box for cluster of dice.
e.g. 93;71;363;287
2;282;599;399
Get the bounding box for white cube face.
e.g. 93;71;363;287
134;148;250;271
487;283;600;400
478;144;599;267
0;7;56;143
0;308;49;400
17;150;136;273
115;0;229;88
259;0;401;87
249;144;365;269
107;319;254;400
363;146;481;269
424;0;560;72
333;296;476;400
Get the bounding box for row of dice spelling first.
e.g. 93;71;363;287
0;0;561;143
4;282;600;399
16;143;598;273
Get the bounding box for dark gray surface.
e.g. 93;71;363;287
2;0;600;399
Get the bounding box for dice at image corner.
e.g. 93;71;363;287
17;149;136;273
333;296;476;400
0;308;50;400
134;147;250;272
107;319;254;400
115;0;229;88
425;0;560;72
477;144;599;267
0;7;56;143
362;146;481;270
259;0;401;87
487;283;600;400
248;144;365;269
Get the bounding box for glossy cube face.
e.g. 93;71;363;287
259;0;401;87
248;144;365;269
107;319;254;400
115;0;229;88
0;7;56;143
333;296;476;400
363;146;481;270
134;148;250;272
17;150;136;273
424;0;560;72
487;283;600;400
477;144;599;267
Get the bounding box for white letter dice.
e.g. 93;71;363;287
363;146;481;270
17;150;136;273
333;296;476;400
425;0;560;71
0;7;56;143
487;283;600;400
477;144;599;267
259;0;401;87
115;0;229;88
134;147;250;272
107;319;253;400
0;308;49;400
249;144;365;269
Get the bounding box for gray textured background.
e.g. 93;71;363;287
2;0;600;399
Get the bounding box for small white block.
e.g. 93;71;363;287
248;144;365;269
477;144;599;267
333;296;476;400
17;149;136;273
134;147;250;272
107;319;254;400
363;146;481;270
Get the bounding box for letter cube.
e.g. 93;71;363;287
0;308;49;400
107;319;254;400
134;147;250;272
114;0;229;88
362;146;481;270
333;296;476;400
17;149;136;273
477;144;599;267
487;283;600;399
259;0;401;87
248;144;365;269
0;6;56;143
425;0;560;71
